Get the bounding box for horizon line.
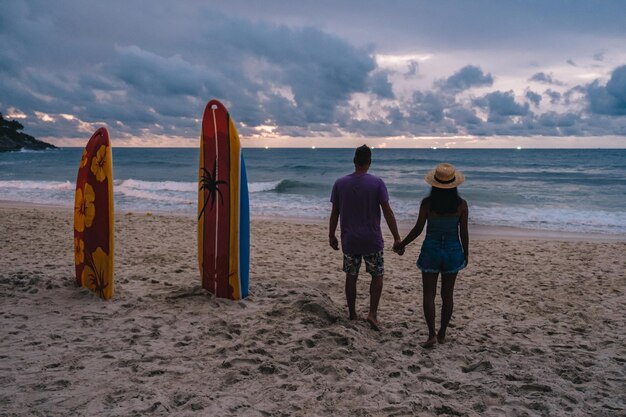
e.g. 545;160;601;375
41;146;626;150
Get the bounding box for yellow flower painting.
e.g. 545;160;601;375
90;145;108;182
82;247;111;299
74;183;95;232
79;149;89;168
74;237;84;265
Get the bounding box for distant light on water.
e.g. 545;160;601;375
516;146;522;150
264;146;269;149
432;146;438;150
311;146;316;149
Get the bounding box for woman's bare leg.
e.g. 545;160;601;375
421;272;438;347
438;272;458;343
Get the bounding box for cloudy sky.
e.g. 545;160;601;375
2;0;626;148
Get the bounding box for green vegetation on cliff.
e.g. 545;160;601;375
0;113;57;152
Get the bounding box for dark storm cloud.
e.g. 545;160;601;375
585;65;626;116
537;112;579;128
1;0;626;142
354;69;624;138
529;72;564;86
110;46;217;97
525;91;542;106
261;95;307;127
367;71;395;99
438;65;494;92
474;91;529;119
267;28;375;123
196;18;377;124
101;20;377;127
407;91;447;124
544;89;562;104
445;107;482;126
343;61;626;140
605;66;626;104
0;2;379;139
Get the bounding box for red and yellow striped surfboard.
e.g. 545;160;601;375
198;100;250;300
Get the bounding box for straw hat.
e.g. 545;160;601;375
425;163;465;189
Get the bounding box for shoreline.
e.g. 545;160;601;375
22;145;626;149
2;199;624;242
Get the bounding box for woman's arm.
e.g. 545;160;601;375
459;199;469;265
399;200;428;249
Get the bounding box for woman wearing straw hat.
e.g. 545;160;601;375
394;163;469;348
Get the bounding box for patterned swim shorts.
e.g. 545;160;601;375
343;251;384;277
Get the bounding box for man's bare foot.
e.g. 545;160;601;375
437;333;446;344
366;315;381;331
421;336;437;348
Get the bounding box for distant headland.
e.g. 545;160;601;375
0;113;57;152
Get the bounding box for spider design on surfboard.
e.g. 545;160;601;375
198;159;227;220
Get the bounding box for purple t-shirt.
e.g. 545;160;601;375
330;173;389;255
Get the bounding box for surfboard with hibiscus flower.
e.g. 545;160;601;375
198;100;250;300
74;128;114;299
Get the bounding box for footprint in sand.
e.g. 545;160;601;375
407;364;421;374
462;360;493;373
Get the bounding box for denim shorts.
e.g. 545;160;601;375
417;238;466;274
343;251;384;277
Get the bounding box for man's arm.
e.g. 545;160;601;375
381;201;401;248
329;202;340;250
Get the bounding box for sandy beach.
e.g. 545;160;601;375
1;204;625;416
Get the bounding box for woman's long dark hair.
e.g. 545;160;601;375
424;186;461;214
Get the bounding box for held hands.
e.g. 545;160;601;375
330;235;407;254
393;239;405;256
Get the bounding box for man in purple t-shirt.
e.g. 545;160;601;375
329;145;401;331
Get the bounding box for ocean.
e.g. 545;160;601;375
1;148;625;234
